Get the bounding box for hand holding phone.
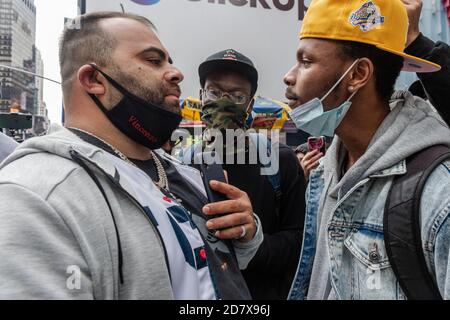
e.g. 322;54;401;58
202;179;256;242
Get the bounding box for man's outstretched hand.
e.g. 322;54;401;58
401;0;423;47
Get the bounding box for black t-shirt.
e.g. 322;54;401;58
70;129;252;300
223;144;306;300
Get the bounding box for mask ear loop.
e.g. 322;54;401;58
245;96;255;112
346;90;358;102
320;59;360;103
244;98;255;126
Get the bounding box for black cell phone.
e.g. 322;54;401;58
194;151;228;200
199;162;228;204
196;155;228;221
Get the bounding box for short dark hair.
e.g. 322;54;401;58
59;12;155;95
336;40;404;102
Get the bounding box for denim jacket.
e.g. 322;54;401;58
289;156;450;300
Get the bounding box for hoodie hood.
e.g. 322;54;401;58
0;124;119;176
324;91;450;199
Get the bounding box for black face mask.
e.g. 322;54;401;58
88;64;182;150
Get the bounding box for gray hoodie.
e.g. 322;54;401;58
305;91;450;299
0;125;262;299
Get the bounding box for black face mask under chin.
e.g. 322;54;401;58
88;64;182;150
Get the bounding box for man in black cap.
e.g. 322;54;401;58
180;49;306;300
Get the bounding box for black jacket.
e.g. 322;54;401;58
405;33;450;126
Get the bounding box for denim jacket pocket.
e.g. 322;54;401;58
340;227;406;300
344;227;390;270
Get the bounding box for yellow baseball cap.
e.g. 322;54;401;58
300;0;441;73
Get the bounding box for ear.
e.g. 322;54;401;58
77;65;107;96
348;58;373;93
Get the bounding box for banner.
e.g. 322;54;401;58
82;0;310;102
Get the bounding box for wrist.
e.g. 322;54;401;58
406;29;421;48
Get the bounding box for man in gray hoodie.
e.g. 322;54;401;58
0;12;263;299
285;0;450;299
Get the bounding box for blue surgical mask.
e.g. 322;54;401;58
288;60;359;137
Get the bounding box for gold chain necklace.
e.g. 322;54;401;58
69;127;169;191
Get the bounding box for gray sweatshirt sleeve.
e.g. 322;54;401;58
0;183;94;299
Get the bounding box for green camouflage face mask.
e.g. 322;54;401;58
201;98;249;130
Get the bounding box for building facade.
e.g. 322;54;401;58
34;46;44;116
0;0;39;115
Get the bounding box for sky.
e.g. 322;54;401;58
35;0;79;124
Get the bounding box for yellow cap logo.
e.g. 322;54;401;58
349;1;385;32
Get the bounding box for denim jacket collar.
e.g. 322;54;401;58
369;160;407;178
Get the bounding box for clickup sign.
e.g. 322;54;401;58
188;0;309;20
129;0;308;20
83;0;308;102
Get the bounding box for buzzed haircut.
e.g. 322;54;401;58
59;11;155;96
336;40;404;102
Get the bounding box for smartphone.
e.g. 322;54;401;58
194;152;228;215
200;165;228;222
200;163;228;204
308;136;326;155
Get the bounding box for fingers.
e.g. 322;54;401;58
206;212;250;231
302;149;320;162
208;180;243;200
401;0;421;5
203;199;248;216
301;151;323;168
215;222;254;241
206;212;256;242
401;0;423;12
306;161;320;172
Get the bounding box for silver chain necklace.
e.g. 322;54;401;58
69;127;170;191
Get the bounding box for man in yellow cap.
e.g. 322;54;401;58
285;0;450;300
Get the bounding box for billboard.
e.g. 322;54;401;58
81;0;310;102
